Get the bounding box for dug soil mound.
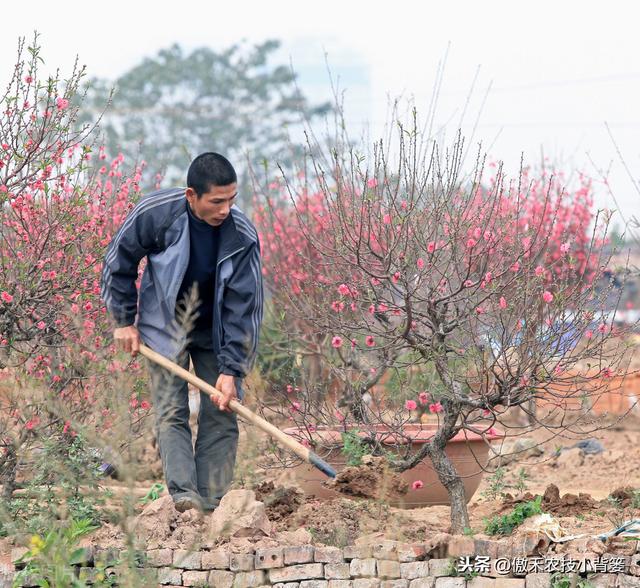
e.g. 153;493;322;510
325;455;409;500
253;480;303;522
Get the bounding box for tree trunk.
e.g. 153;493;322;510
428;442;470;534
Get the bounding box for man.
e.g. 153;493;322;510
101;152;263;512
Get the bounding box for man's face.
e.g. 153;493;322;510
185;183;237;227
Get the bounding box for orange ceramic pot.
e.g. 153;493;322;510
283;424;503;508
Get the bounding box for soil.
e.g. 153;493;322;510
326;455;409;500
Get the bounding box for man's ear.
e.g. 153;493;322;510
185;187;197;202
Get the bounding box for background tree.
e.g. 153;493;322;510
80;40;331;201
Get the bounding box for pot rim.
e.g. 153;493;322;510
283;423;504;445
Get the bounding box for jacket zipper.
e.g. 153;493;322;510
213;245;246;355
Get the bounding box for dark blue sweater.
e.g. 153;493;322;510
176;204;221;329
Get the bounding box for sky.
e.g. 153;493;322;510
3;0;640;231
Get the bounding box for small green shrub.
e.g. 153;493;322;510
484;496;543;536
340;430;368;466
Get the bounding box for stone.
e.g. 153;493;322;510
173;549;202;570
299;582;329;588
11;547;28;566
325;563;351;579
400;562;430;580
447;536;476;557
94;547;120;567
315;547;345;563
234;570;267;587
353;580;381;588
328;581;354;588
468;578;496;588
381;581;409;588
158;567;182;585
398;544;427;563
273;584;302;588
434;579;465;588
587;574;617;588
209;569;236;588
378;560;401;579
630;554;640;576
285;546;315;564
209;489;271;538
350;558;377;577
202;549;230;569
474;538;501;558
147;548;173;567
408;580;436;588
525;573;551;588
230;553;256;571
586;538;608;555
182;570;209;586
373;541;401;560
269;564;325;583
255;547;284;569
429;560;453;577
344;545;373;560
618;576;640;588
493;580;524;588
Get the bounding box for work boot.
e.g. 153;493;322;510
173;495;204;513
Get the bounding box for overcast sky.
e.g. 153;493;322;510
3;0;640;229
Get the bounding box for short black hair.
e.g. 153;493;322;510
187;152;237;197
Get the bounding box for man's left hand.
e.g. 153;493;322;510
213;374;237;412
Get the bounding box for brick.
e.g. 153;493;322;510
381;581;409;588
618;575;640;588
285;546;315;564
183;570;209;586
408;580;435;588
524;574;550;588
373;541;400;560
429;560;453;577
631;554;640;576
344;545;373;560
435;579;465;588
494;580;524;588
202;549;230;569
353;580;381;588
400;562;430;580
328;581;354;588
273;584;302;588
315;547;344;563
325;563;351;579
11;547;29;566
398;544;427;563
208;569;235;588
147;548;173;567
234;570;267;587
378;560;401;579
230;553;256;572
94;547;120;567
173;549;202;570
270;564;325;583
158;567;182;585
255;547;284;569
300;582;329;588
447;536;476;557
350;558;377;577
468;578;496;588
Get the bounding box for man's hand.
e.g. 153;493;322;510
114;325;141;356
213;374;237;412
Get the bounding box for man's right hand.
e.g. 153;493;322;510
114;325;141;356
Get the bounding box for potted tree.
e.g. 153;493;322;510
253;120;630;533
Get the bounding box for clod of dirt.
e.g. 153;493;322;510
542;484;595;516
326;455;409;500
253;481;303;522
608;486;638;508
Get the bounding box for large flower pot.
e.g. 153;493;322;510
283;424;503;508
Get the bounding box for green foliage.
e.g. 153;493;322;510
13;518;99;587
2;434;106;537
139;483;165;505
340;430;368;466
481;467;530;501
551;572;592;588
80;41;331;190
484;496;543;536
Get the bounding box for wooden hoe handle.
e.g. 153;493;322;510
138;344;337;478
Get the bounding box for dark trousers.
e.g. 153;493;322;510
147;328;238;510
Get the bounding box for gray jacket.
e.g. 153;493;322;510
100;187;263;379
